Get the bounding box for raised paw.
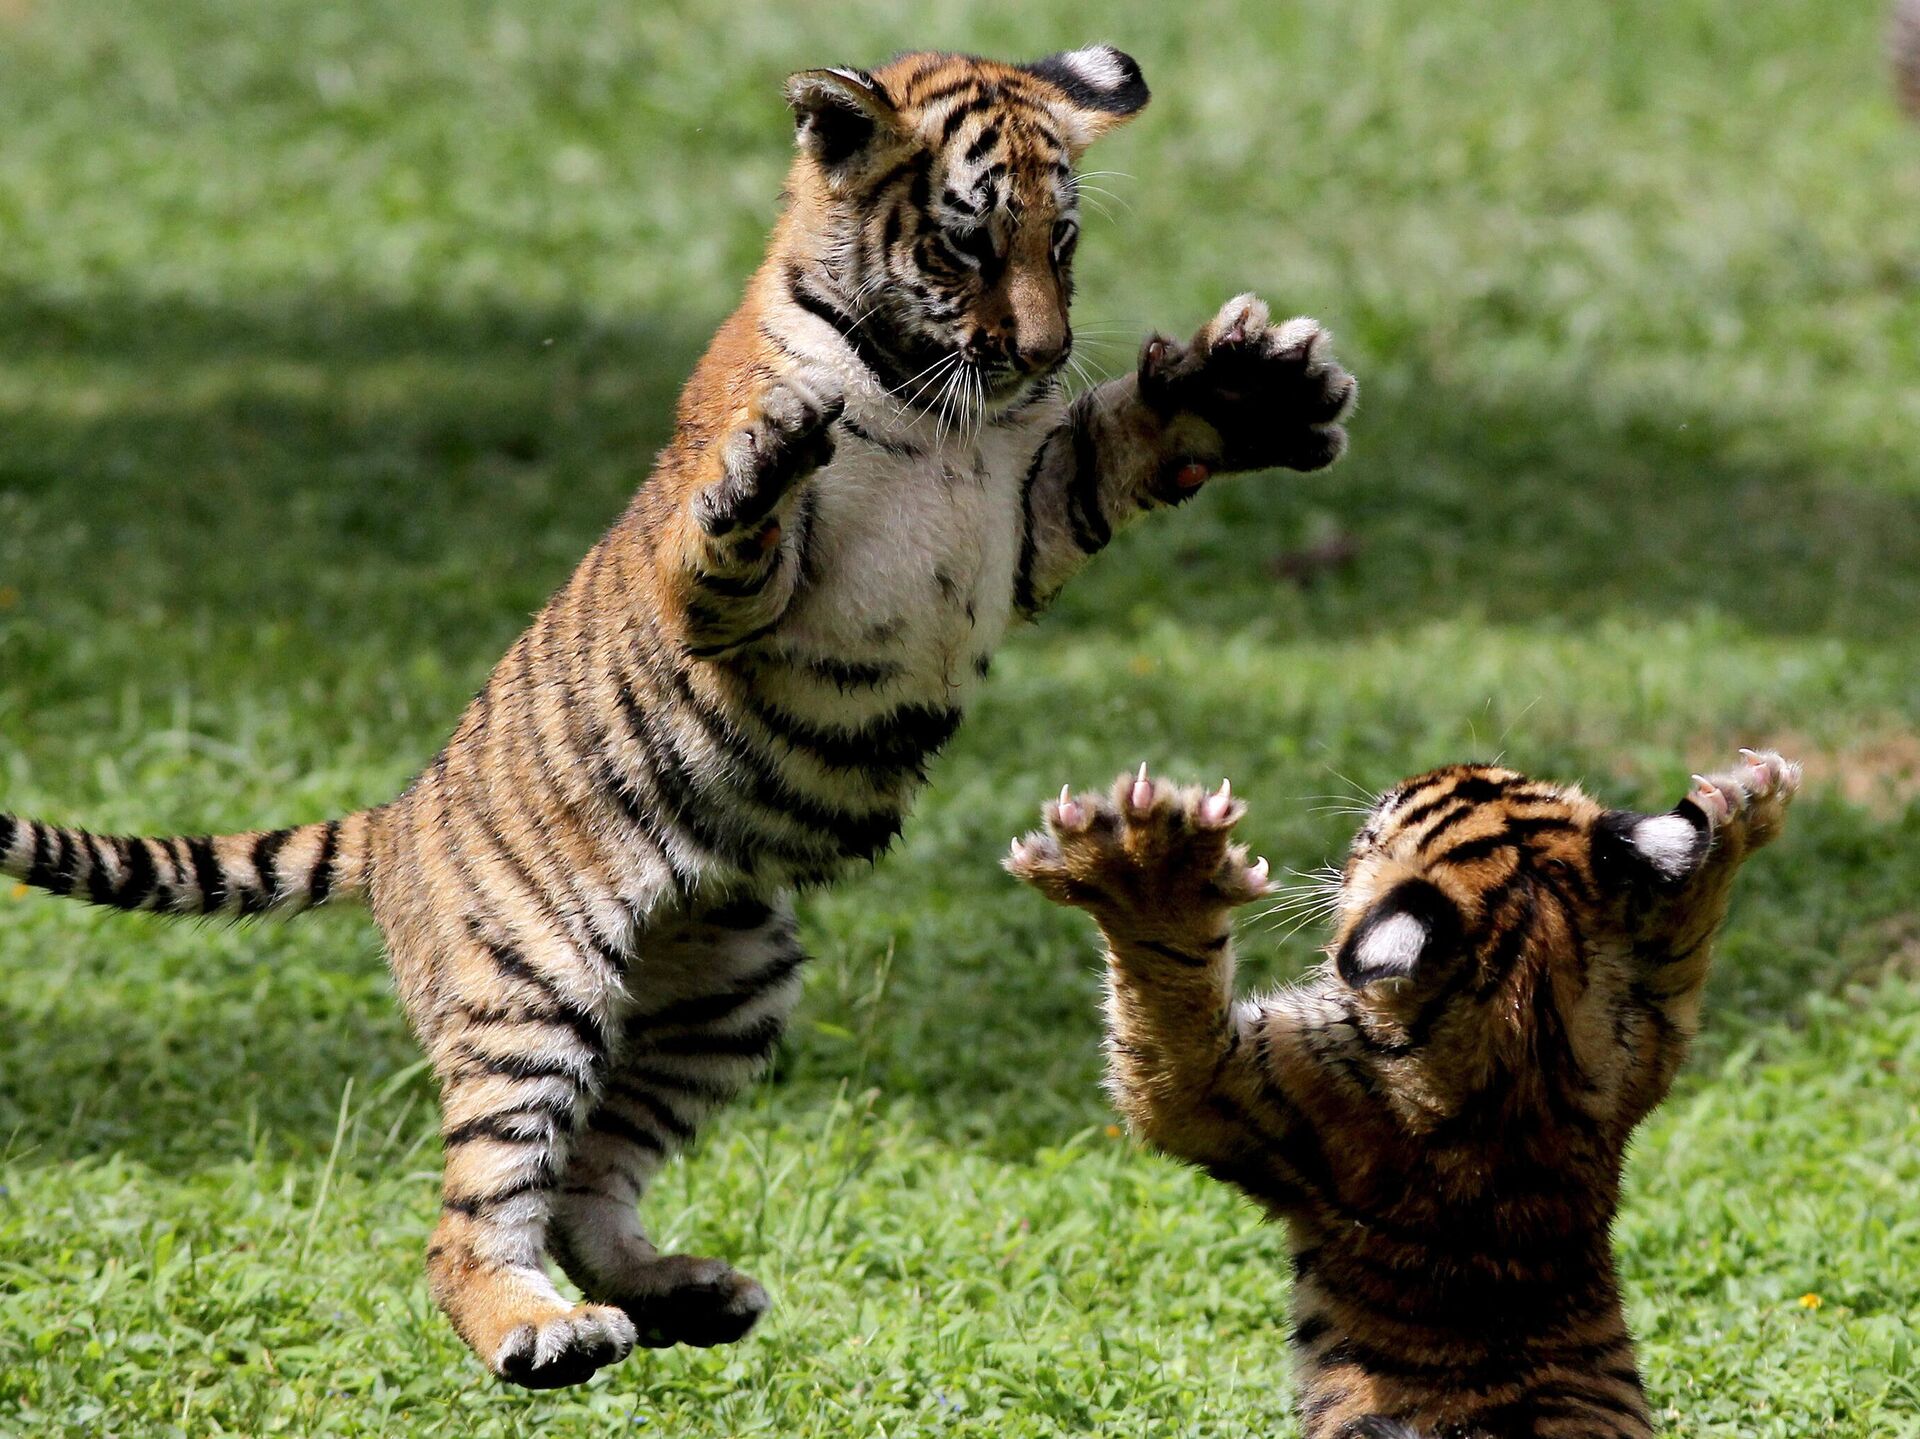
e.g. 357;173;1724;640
493;1302;637;1390
1136;293;1356;487
1682;747;1801;854
606;1254;770;1350
695;373;846;538
1007;767;1271;932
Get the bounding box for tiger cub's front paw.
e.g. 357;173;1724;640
1007;768;1271;934
696;373;845;538
1137;294;1355;492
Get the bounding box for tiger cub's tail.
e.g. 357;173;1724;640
0;810;379;917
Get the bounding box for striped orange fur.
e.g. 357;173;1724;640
1011;751;1801;1439
1;46;1356;1388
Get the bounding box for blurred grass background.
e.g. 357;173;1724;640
1;1;1917;1435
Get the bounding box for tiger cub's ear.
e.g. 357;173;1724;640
1022;45;1151;150
1593;808;1712;887
785;67;904;173
1336;879;1457;988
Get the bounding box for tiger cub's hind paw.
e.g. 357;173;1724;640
1007;768;1271;929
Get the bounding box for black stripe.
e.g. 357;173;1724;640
746;697;963;777
792;652;904;691
442;1173;554;1216
308;820;340;905
784;263;919;390
1063;396;1111;554
646;1013;785;1061
469;924;607;1061
1412;800;1477;852
185;835;226;913
627;945;806;1032
1134;938;1212;968
1013;428;1064;614
699;897;776;930
586;1108;665;1153
1429;831;1514;867
655;660;903;861
686;616;783;660
443;1101;576;1149
454;1044;592;1085
694;564;777;600
113;836;157;910
43;828;78;897
1398;775;1510;830
609;673;760;870
603;1083;699;1144
618;1063;739;1104
249;829;292;911
962;123;1000;163
0;814;14;860
593;760;702;896
79;832;115;906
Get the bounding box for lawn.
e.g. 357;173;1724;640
1;0;1917;1434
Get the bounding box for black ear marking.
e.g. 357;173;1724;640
1336;878;1458;988
1592;807;1711;890
1024;44;1150;116
786;67;899;169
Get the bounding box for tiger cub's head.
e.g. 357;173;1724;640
1327;755;1795;1120
780;47;1149;410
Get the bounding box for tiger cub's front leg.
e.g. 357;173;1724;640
1007;770;1277;1169
1015;295;1355;616
676;373;843;659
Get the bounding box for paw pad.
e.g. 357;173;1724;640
1007;768;1271;923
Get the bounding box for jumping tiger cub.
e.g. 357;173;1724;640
1010;750;1800;1439
0;47;1354;1388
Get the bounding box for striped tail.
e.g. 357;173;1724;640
0;810;378;918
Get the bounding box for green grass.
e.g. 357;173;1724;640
2;1;1918;1434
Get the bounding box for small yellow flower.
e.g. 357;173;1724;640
1798;1292;1822;1310
1127;654;1154;677
1104;1124;1123;1139
9;883;28;901
0;585;17;610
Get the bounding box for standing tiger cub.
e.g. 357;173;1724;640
0;47;1354;1388
1009;750;1800;1439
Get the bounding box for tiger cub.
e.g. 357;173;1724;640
0;47;1355;1388
1009;750;1800;1439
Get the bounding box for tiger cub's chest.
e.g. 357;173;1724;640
778;426;1036;705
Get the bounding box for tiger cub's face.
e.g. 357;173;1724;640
783;47;1149;412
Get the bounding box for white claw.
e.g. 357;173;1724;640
1249;855;1271;887
1200;779;1234;827
1061;784;1073;807
1130;763;1154;813
1010;837;1025;862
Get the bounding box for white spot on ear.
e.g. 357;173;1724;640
1055;44;1130;94
1355;911;1427;978
1631;814;1700;879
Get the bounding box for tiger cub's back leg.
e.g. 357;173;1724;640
401;900;636;1388
551;896;807;1348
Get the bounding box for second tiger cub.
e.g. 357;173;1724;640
1011;750;1799;1439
